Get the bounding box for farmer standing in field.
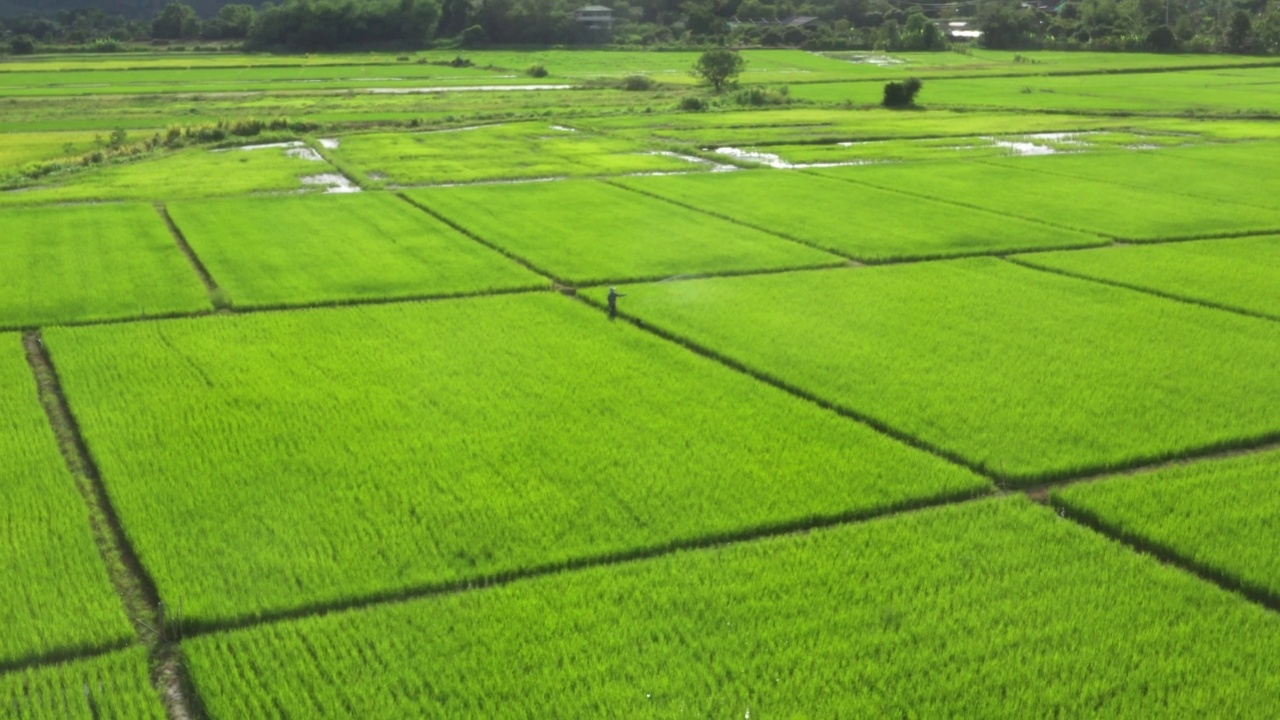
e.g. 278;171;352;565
607;287;626;320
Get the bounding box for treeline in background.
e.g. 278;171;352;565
2;0;1278;54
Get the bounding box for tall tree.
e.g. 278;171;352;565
1225;8;1253;51
437;0;470;36
151;0;199;38
691;48;744;92
218;3;256;36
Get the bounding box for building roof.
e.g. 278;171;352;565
577;5;613;11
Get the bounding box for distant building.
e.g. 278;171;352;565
728;15;821;30
780;15;820;28
575;5;615;30
948;20;983;39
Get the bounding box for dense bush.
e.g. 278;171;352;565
248;0;439;51
8;34;36;55
151;1;199;40
883;77;923;107
526;64;549;78
679;96;707;111
459;24;489;48
900;12;948;50
88;37;124;53
620;75;656;91
732;85;791;106
1147;25;1177;52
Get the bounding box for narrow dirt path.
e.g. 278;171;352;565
22;331;205;720
155;204;228;312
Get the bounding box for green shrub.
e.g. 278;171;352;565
732;85;791;106
459;24;488;48
679;96;707;112
620;75;656;91
526;64;549;78
9;34;36;55
1147;25;1177;52
230;119;266;137
88;37;124;53
883;77;923;107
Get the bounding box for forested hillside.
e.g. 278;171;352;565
0;0;257;18
2;0;1279;54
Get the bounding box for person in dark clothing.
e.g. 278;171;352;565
607;287;626;320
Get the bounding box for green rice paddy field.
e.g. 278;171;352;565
2;46;1279;717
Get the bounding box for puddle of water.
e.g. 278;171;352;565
368;84;573;94
302;174;361;193
396;176;568;190
286;147;325;162
789;131;1187;163
713;147;792;167
1024;132;1092;143
550;125;578;132
862;55;904;67
713;147;873;169
824;53;905;67
986;139;1061;156
985;132;1097;156
318;138;341;149
415;125;493;134
626;170;698;177
647;151;738;172
214;141;306;153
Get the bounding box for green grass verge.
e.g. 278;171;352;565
574;108;1133;147
791;67;1280;114
0;130;102;173
1054;448;1280;602
0;85;633;135
614;170;1107;261
0;334;134;666
0;63;517;97
168;193;545;309
43;294;984;627
813;157;1279;241
405;180;842;284
328;122;698;187
0;203;209;329
1014;235;1280;319
183;496;1280;716
749;130;1191;166
0;144;341;206
587;259;1280;482
993;140;1280;212
0;647;164;719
